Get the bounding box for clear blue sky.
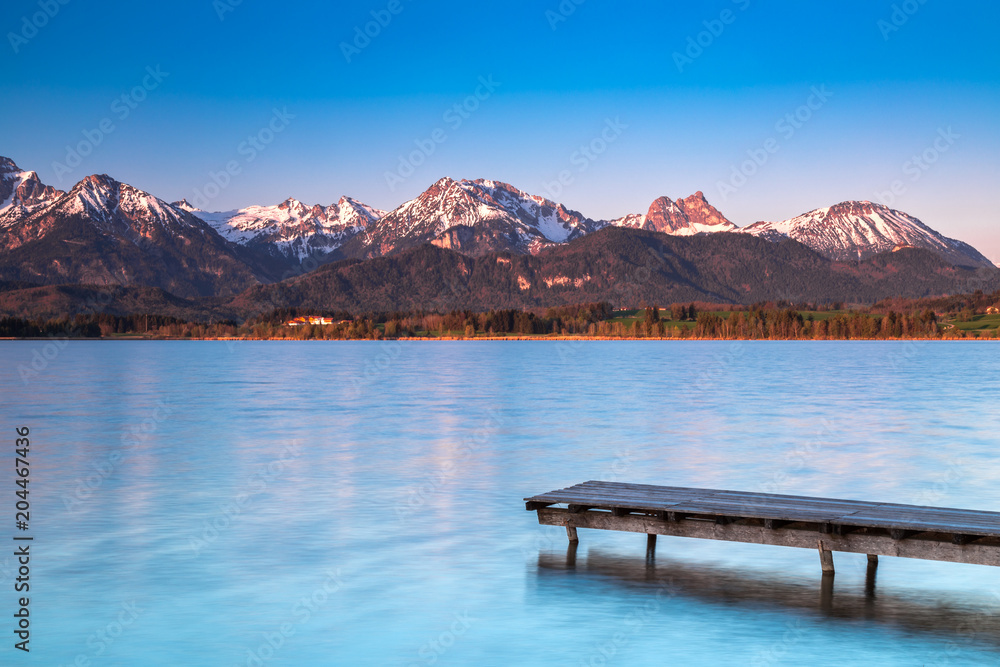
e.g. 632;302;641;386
2;0;998;261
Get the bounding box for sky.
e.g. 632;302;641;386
2;0;999;261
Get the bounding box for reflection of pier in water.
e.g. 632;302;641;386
535;545;1000;650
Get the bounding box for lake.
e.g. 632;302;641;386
2;340;1000;665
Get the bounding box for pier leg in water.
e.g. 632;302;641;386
565;540;578;569
820;572;835;612
566;525;579;543
646;533;657;558
817;540;835;574
865;554;879;598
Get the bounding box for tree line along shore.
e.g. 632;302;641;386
2;290;999;341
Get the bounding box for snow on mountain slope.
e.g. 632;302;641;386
739;200;993;267
0;157;65;226
0;171;285;296
0;173;213;253
358;177;601;257
178;196;385;260
68;175;206;231
602;213;644;229
607;191;736;235
1;153;991;273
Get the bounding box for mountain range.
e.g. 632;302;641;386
0;155;996;316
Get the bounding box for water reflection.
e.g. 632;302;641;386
535;547;1000;650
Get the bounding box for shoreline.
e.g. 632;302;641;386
1;336;996;342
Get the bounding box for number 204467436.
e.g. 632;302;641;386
15;427;29;527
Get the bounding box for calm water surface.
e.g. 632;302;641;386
2;340;1000;665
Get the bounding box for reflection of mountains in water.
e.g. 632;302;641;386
534;546;1000;650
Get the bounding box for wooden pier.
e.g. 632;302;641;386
525;481;1000;572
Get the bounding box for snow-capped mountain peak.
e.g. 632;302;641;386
358;177;602;257
1;154;992;272
739;200;992;267
0;158;65;225
0;169;232;271
180;194;387;261
605;191;737;235
57;174;203;234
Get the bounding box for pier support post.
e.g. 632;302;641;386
820;571;834;611
566;525;579;543
646;533;657;557
865;554;878;599
817;540;835;574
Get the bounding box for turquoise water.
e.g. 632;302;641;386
2;340;1000;665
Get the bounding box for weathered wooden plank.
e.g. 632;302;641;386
525;482;1000;538
576;482;876;506
535;508;1000;567
525;501;553;511
569;489;999;532
557;482;885;508
530;487;872;512
533;489;860;510
530;495;871;521
817;540;835;573
529;482;1000;517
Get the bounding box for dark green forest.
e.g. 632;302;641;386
4;291;998;341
